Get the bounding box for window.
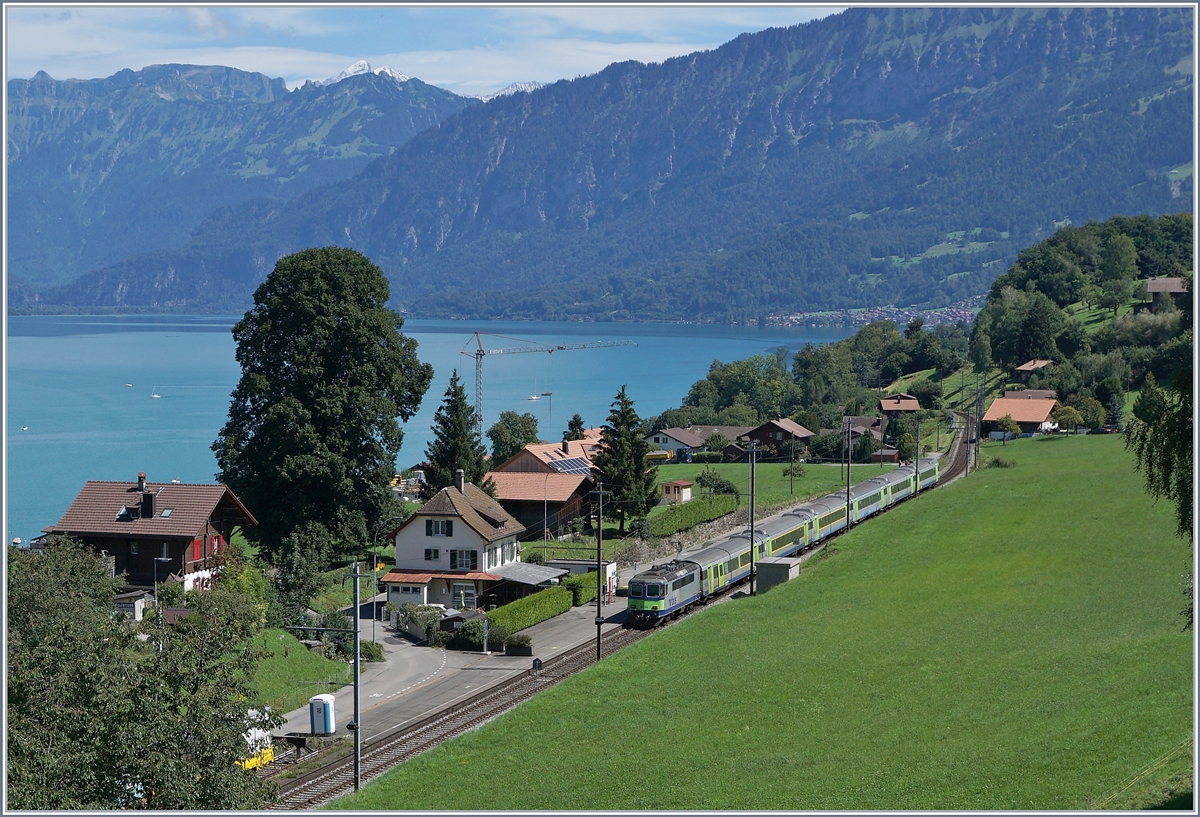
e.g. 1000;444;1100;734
450;549;478;571
426;519;453;537
740;552;750;567
424;548;440;561
645;583;664;598
160;542;169;559
160;508;173;518
130;541;139;555
629;581;643;598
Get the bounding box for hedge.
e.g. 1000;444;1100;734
560;572;599;607
649;494;740;537
487;587;572;633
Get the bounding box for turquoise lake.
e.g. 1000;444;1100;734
5;315;852;543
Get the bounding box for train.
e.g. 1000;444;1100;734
626;456;941;627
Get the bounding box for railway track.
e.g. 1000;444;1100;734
269;625;653;809
268;420;971;809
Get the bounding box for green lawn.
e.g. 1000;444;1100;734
330;435;1190;810
651;461;897;517
250;628;352;714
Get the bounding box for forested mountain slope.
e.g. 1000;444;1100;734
19;7;1193;319
6;64;477;288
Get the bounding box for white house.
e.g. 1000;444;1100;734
381;470;526;611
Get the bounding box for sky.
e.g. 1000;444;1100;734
4;5;844;96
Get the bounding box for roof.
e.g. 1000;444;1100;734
397;482;525;543
752;418;816;439
649;425;755;448
1004;390;1057;400
488;561;568;585
880;393;921;412
380;568;500;585
1147;276;1187;294
493;432;603;472
485;471;592;503
662;480;693;487
43;478;255;538
982;397;1059;424
1014;359;1054;372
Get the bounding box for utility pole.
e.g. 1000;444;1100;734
748;442;759;595
844;416;852;528
591;482;609;661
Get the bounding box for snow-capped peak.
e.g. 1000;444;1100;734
376;65;410;83
469;81;546;101
317;60;411;87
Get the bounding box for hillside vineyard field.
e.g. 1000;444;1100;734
330;435;1190;810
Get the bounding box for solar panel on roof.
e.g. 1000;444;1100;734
549;457;592;475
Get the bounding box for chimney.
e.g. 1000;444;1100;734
453;469;464;492
137;472;146;492
561;439;569;454
142;491;156;518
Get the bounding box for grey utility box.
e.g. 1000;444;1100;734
755;557;801;594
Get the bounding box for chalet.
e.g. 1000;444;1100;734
743;419;816;454
42;472;255;591
484;471;594;537
982;397;1060;435
1146;277;1189;312
846;415;888;442
1013;359;1054;382
382;470;564;609
879;393;921;417
490;429;603;475
645;425;754;455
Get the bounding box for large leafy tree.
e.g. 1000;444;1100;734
423;369;490;498
487;411;540;465
7;537;278;809
592;385;659;533
213;247;432;561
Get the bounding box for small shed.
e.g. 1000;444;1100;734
872;447;900;464
661;480;693;504
880;394;921;417
1013;359;1054;382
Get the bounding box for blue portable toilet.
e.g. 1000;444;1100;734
309;693;336;735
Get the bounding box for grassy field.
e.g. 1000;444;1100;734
330;435;1191;810
250;628;352;714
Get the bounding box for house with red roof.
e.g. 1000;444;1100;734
42;471;255;591
484;470;594;537
982;397;1060;435
879;393;921;417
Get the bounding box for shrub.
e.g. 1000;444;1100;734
561;572;599;606
506;633;531;648
988;457;1017;469
360;640;384;662
427;630;450;648
649;494;739;537
690;451;726;464
628;518;651;539
523;550;545;565
487;587;572;633
448;619;485;651
695;466;738;495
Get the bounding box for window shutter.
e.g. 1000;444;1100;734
426;519;433;536
193;538;202;561
445;520;453;537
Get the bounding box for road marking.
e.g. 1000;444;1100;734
385;649;448;698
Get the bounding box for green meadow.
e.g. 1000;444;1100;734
331;435;1191;810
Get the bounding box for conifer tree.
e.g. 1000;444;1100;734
423;370;490;498
592;385;658;533
564;414;586;441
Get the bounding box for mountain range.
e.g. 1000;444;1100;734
9;7;1193;321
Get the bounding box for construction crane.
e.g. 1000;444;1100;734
460;332;637;439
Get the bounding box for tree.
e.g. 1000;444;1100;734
1052;404;1084;435
904;317;925;340
564;413;587;441
897;432;916;462
969;328;993;372
1126;367;1193;627
423;370;490;498
213;248;432;562
695;465;738;495
1104;394;1125;430
704;431;730;452
487;411;540;465
1017;293;1061;362
996;414;1021;444
591;385;659;533
7;537;279;809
